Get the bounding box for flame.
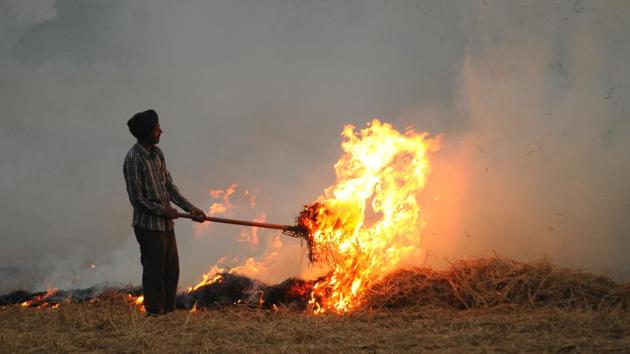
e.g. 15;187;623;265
126;294;146;313
196;183;258;236
190;268;226;291
188;253;272;297
302;119;440;314
188;253;280;291
238;213;266;247
195;184;236;235
244;189;258;208
208;183;238;215
189;229;294;291
19;288;59;309
185;119;437;315
135;295;144;306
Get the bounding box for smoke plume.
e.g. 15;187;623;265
1;0;628;293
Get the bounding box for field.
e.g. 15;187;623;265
2;257;629;353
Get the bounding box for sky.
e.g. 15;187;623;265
0;0;629;293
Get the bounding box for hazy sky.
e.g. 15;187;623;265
1;0;629;292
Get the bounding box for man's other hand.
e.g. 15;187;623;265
165;206;179;219
190;207;207;223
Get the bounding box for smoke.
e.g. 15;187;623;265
414;1;630;280
1;0;629;293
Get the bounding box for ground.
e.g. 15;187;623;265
1;297;629;353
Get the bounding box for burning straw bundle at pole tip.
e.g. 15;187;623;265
178;207;320;262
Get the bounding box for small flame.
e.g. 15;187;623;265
188;233;291;291
207;183;238;215
196;183;248;235
126;294;146;313
190;270;225;291
135;295;144;306
19;288;59;309
209;203;228;214
238;213;266;247
244;189;258;208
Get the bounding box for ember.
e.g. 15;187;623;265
180;273;319;310
1;275;318;312
1;287;142;309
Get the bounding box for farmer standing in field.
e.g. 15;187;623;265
123;109;206;315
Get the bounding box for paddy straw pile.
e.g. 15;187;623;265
361;256;630;311
2;257;629;353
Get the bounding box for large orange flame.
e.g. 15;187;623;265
303;119;440;314
186;119;438;315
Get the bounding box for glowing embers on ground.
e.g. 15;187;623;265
2;276;319;312
299;119;440;314
3;287;145;311
127;294;145;313
19;288;59;309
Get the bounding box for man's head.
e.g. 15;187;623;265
127;109;162;145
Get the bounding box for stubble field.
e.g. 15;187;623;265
2;257;629;353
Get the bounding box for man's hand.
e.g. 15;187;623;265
164;206;179;219
190;207;207;223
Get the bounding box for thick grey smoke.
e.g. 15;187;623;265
1;0;628;293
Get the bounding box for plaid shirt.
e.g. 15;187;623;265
123;143;195;231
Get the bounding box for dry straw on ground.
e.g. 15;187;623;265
362;256;630;311
1;257;629;353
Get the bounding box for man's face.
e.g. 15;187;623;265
148;121;162;145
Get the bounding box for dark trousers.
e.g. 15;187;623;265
134;227;179;314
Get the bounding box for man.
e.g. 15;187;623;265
123;109;206;315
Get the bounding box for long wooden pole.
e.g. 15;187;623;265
177;213;294;231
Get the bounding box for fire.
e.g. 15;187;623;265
126;294;146;313
301;119;440;314
135;295;144;306
189;267;226;291
181;119;437;315
239;213;266;247
19;288;59;309
208;183;238;215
